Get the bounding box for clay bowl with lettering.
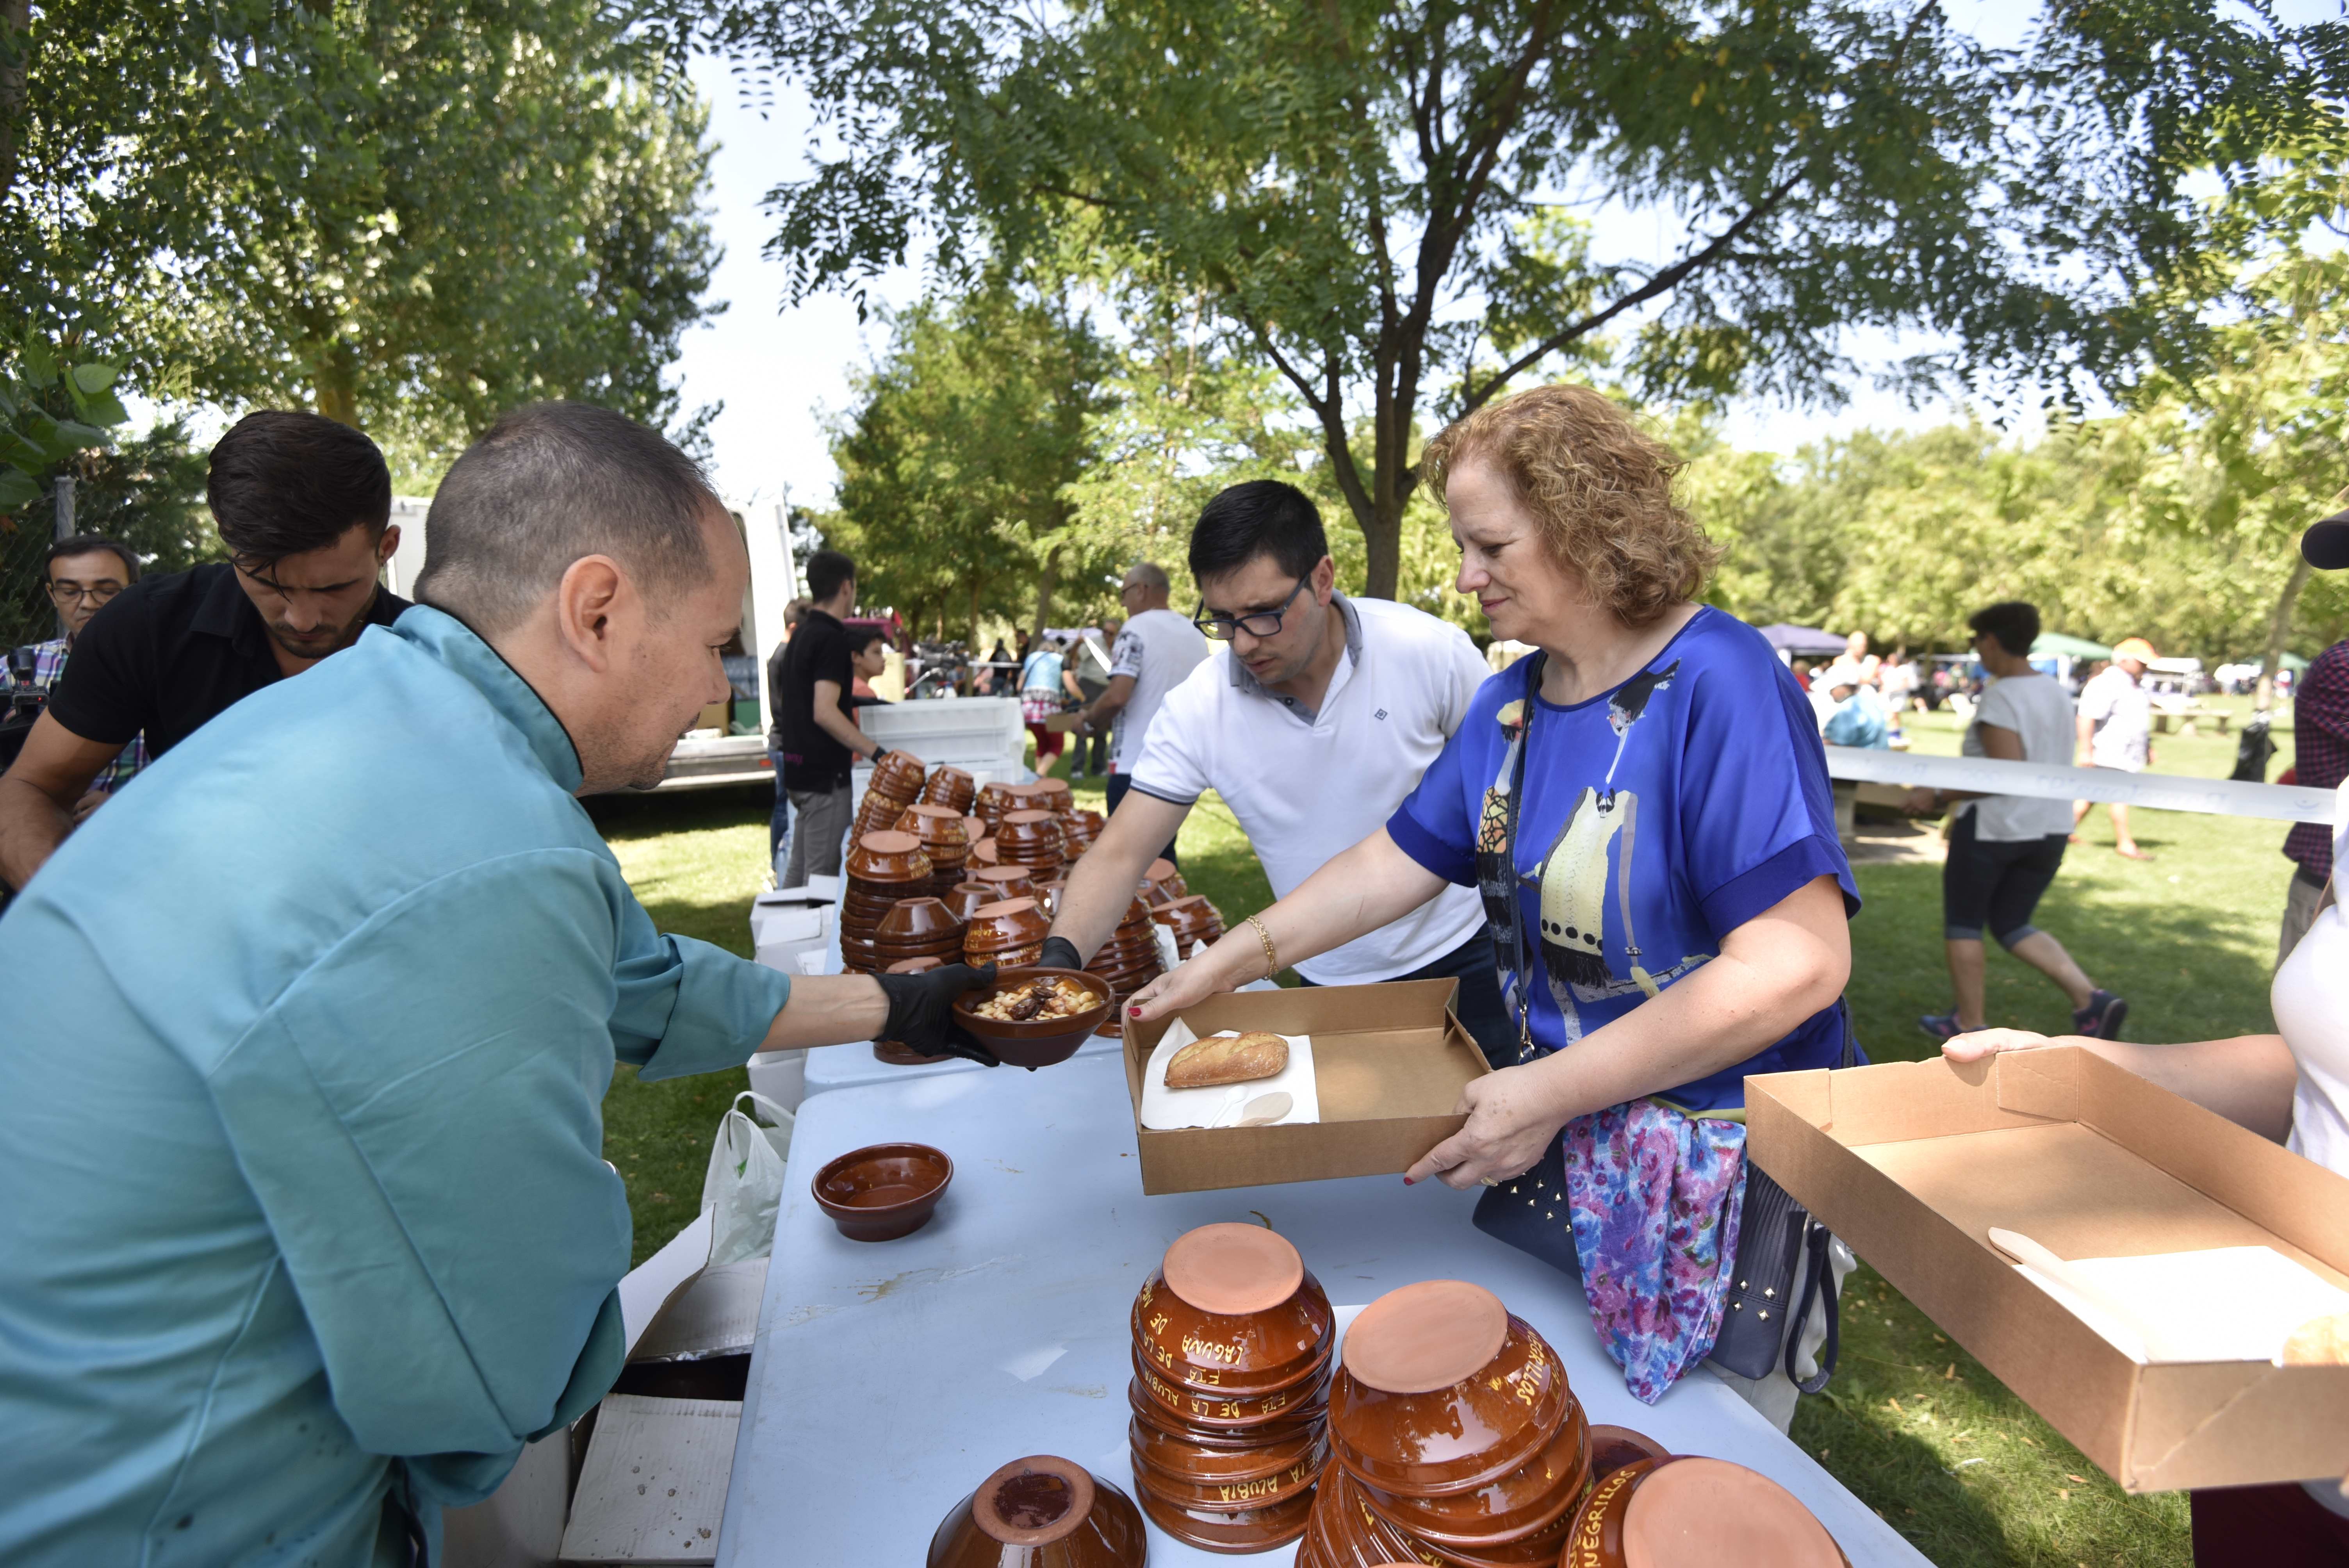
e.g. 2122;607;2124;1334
1124;1374;1324;1451
1133;1353;1332;1432
1349;1397;1588;1548
951;967;1112;1069
1128;1415;1326;1487
964;897;1052;954
812;1142;953;1242
1129;1438;1326;1515
848;830;934;886
919;764;977;812
1563;1454;1850;1568
927;1454;1147;1568
897;802;971;854
1132;1226;1335;1395
1135;1482;1315;1555
1304;1461;1438;1568
1328;1283;1571;1498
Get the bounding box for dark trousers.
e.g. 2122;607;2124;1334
1105;773;1179;868
1301;928;1516;1070
767;747;791;859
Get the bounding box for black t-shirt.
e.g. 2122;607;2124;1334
46;562;411;760
770;609;857;790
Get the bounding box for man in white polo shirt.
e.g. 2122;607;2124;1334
1036;479;1510;1062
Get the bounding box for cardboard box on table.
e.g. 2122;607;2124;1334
1120;977;1489;1194
1746;1048;2349;1493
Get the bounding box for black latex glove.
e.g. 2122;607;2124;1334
874;961;1000;1066
1036;935;1084;973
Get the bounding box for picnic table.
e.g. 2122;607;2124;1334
716;1052;1932;1566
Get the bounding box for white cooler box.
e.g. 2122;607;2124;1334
852;696;1027;799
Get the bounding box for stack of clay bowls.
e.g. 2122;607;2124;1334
1085;897;1164;1032
964;896;1050;969
928;1454;1147;1568
1060;808;1105;860
919;764;977;815
966;865;1039;907
854;748;930;842
875;896;966;970
895;802;971;898
842;830;933;975
975;781;1023;837
1152;894;1226;960
1128;1224;1333;1552
1305;1280;1590;1567
1145;858;1188;898
944;883;998;924
995;809;1066;875
1020;776;1075;818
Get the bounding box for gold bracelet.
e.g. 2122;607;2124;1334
1245;914;1279;980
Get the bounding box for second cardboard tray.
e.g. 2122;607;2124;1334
1121;977;1489;1195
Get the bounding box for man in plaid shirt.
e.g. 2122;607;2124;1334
2;536;148;802
2281;629;2348;962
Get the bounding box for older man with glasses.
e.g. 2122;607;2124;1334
1036;479;1516;1065
1;536;148;800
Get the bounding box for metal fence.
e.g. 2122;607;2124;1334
0;484;66;653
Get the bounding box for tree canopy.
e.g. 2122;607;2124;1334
684;0;2341;597
3;0;722;476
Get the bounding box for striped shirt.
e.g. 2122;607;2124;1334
2286;641;2349;882
1;639;148;794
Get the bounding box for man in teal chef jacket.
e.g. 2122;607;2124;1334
0;403;990;1566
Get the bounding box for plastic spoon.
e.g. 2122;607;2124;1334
1986;1228;2184;1361
1233;1091;1292;1128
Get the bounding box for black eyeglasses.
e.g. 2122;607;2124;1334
1193;577;1308;641
48;582;123;606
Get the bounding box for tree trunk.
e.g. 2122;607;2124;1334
0;0;28;210
1363;486;1404;600
2255;555;2313;712
313;344;362;428
1029;547;1061;645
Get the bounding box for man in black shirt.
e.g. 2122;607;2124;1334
769;548;909;884
0;412;410;891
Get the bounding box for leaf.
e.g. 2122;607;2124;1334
20;338;56;387
0;467;39;511
69;362;120;395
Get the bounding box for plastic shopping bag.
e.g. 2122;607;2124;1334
701;1090;795;1266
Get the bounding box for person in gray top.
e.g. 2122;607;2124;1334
1069;561;1208;856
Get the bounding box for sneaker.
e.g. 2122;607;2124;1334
1919;1012;1962;1041
2074;990;2129;1039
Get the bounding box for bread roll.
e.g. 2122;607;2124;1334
1167;1030;1288;1089
2282;1311;2349;1365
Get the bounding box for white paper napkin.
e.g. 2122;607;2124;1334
2007;1245;2349;1364
1139;1022;1319;1130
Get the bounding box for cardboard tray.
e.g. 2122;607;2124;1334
1121;978;1488;1195
1747;1048;2349;1493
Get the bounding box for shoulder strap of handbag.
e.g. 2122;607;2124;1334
1784;996;1861;1393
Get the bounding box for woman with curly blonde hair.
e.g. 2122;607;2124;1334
1134;384;1859;1417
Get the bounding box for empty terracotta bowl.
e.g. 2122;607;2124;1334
969;837;1002;868
1587;1425;1670;1484
964;897;1052;954
962;813;987;844
811;1142;953;1242
951;967;1112;1069
944;883;998;923
848;830;933;884
1563;1455;1848;1568
927;1455;1147;1568
1330;1283;1570;1496
877;896;964;944
1351;1396;1588;1546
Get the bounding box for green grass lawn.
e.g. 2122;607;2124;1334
590;697;2311;1565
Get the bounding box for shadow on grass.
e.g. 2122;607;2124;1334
585;781;773;841
1847;857;2281;1063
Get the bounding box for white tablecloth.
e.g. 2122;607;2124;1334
716;1053;1928;1566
